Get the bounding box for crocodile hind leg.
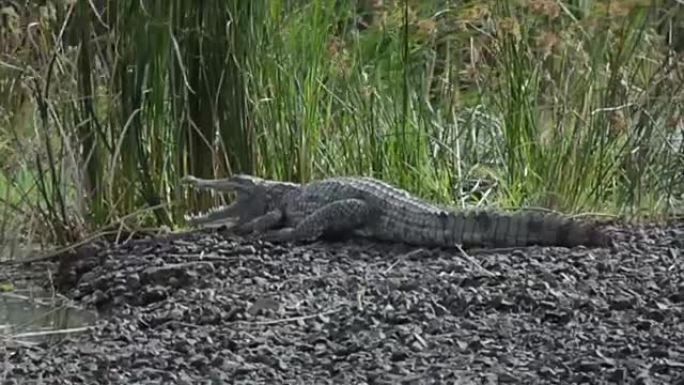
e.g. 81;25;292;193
260;199;371;243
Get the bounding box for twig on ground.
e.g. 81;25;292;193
455;244;495;277
232;306;345;326
3;325;94;340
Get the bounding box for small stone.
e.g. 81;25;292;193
610;295;635;310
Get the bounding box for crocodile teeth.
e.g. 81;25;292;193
184;204;235;221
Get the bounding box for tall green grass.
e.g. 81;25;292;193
0;0;682;250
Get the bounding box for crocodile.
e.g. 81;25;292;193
181;174;610;248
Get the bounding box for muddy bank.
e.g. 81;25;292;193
3;223;684;384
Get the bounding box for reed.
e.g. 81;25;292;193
0;0;681;250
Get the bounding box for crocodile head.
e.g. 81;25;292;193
181;174;299;229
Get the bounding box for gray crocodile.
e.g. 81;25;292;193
181;174;610;248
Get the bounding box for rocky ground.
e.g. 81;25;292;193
2;222;684;384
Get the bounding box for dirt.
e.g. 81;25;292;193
2;222;684;384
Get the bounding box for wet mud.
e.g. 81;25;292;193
3;223;684;384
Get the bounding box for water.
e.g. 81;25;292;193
0;239;99;346
0;288;98;346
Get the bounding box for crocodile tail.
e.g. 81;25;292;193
456;209;610;248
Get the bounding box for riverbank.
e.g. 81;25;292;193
2;222;684;384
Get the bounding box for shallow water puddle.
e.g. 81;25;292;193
0;288;98;346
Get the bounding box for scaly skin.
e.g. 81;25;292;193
182;174;610;248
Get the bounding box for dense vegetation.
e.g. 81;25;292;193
1;0;682;254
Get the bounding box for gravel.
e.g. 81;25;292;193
3;222;684;384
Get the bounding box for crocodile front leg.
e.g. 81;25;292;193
234;209;284;235
260;199;372;243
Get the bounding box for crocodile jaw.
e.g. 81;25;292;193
184;203;241;228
